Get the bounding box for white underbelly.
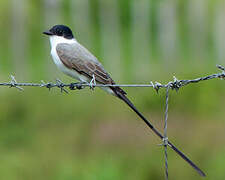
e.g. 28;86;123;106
51;49;89;82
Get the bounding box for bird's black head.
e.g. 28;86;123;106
43;25;74;39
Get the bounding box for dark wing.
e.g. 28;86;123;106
56;43;126;95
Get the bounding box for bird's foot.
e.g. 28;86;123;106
69;82;86;90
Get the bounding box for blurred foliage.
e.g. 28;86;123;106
0;0;224;179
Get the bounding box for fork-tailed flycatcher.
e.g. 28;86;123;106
43;25;205;177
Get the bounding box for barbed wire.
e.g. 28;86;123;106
0;65;224;93
0;64;224;179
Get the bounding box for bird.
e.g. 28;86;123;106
43;24;205;177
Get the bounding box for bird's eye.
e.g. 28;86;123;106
57;30;63;36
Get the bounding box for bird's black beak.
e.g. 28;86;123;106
43;30;54;36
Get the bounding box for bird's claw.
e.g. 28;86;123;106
69;82;85;90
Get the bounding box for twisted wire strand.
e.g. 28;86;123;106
0;65;224;92
163;86;170;180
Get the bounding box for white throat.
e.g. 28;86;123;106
49;35;77;49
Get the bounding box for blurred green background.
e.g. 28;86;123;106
0;0;225;179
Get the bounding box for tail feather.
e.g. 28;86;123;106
112;88;206;177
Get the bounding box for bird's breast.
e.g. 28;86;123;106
50;48;89;82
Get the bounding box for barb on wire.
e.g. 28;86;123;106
9;75;24;91
150;81;162;93
56;79;68;93
89;74;96;90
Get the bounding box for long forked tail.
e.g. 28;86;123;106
113;89;206;177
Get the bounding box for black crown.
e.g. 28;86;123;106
49;25;74;39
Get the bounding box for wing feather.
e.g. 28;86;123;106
56;43;113;84
56;42;126;95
